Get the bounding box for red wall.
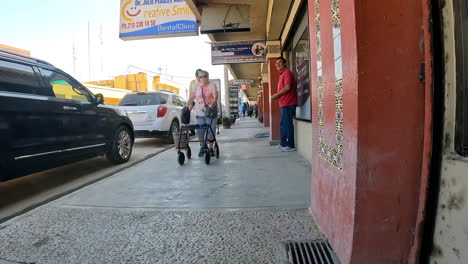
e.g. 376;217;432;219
268;58;281;140
262;82;270;127
410;0;434;261
308;0;428;263
309;0;358;262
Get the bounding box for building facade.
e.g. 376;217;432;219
85;73;182;105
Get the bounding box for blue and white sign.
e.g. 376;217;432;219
119;0;198;40
211;40;267;65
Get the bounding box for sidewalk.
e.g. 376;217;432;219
0;118;322;264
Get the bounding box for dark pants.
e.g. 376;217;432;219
280;105;296;148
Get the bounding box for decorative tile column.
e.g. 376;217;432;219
307;0;430;263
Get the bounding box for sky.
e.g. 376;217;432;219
1;0;228;99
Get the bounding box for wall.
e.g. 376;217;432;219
430;0;468;262
262;82;270;127
85;85;130;106
85;80;114;87
309;0;357;262
308;0;428;263
87;74;181;95
112;73;149;91
153;76;181;94
295;120;312;164
268;58;281;141
353;0;425;261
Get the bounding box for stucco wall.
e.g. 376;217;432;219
308;0;427;263
431;159;468;263
309;0;357;262
430;0;468;262
295;120;312;164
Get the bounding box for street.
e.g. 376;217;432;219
0;138;172;223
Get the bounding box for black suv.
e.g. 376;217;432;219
0;49;135;182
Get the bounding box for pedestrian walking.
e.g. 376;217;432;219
271;57;297;152
248;105;253;118
242;102;248;119
187;70;219;157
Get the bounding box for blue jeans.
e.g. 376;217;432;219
195;117;217;138
280;105;296;148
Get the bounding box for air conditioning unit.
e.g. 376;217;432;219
200;5;250;34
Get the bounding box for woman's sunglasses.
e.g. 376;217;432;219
198;75;208;79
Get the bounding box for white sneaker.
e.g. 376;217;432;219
275;144;285;149
282;146;296;152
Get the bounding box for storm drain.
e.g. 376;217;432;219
285;240;340;264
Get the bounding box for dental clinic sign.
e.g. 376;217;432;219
119;0;198;40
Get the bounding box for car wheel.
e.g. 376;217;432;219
107;126;133;164
166;119;179;144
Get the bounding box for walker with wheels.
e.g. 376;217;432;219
175;117;219;165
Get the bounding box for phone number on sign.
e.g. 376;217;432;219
121;20;157;29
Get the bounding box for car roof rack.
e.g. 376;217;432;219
0;48;53;66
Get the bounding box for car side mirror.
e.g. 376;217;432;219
94;93;104;105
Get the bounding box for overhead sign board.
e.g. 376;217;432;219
119;0;198;40
211;40;266;65
232;79;254;85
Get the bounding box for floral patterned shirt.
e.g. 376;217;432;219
191;82;218;117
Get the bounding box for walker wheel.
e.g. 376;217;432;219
186;145;191;159
214;143;219;159
178;152;185;165
204;151;211;165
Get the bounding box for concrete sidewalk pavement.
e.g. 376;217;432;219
0;118;322;264
0;138;173;223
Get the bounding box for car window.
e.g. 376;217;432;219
179;97;187;107
119;93;163;106
40;68;92;102
160;94;168;104
172;95;182;106
0;60;43;95
171;95;178;105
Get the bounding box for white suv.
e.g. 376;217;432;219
119;91;193;143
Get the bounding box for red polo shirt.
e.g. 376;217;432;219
278;68;297;107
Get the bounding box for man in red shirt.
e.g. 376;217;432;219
271;57;297;152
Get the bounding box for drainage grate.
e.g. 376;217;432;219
285;240;340;264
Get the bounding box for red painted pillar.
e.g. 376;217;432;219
268;58;280;140
307;0;429;263
258;93;264;122
262;82;270;127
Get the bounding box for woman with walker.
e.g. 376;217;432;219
186;70;219;157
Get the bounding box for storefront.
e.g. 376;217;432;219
282;3;312;162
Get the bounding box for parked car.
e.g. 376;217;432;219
119;91;195;143
0;48;134;182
